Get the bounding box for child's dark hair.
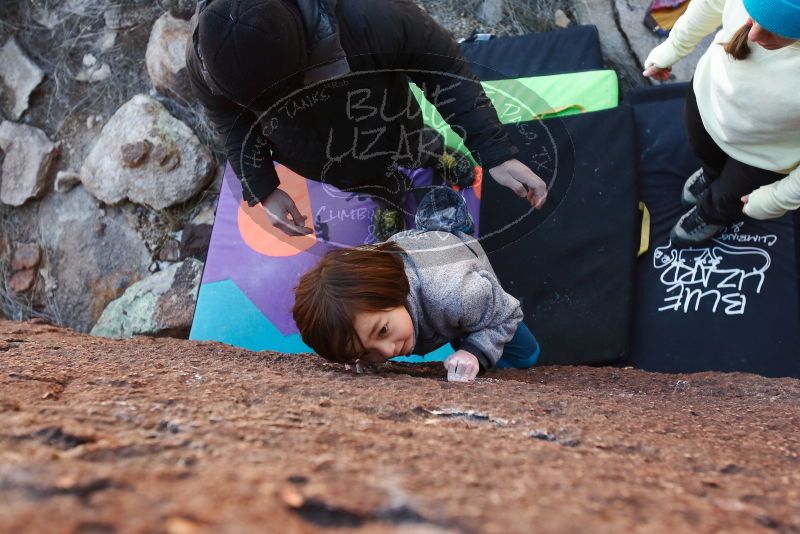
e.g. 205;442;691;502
292;242;409;363
723;23;752;60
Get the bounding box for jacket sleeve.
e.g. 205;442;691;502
644;0;726;68
425;259;523;369
356;0;518;169
743;166;800;220
185;42;280;206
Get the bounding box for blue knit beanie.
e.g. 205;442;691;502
743;0;800;39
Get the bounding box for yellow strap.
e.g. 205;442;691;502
533;104;587;119
638;201;651;257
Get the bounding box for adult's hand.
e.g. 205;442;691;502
262;188;313;237
488;159;548;209
443;350;480;382
642;64;672;82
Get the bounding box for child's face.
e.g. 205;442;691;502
351;306;414;364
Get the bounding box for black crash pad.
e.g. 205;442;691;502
479;107;640;365
625;83;800;378
460;25;604;81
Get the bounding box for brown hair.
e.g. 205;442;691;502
292;242;409;363
723;23;752;60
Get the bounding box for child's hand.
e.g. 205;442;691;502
642;65;671;81
444;350;480;382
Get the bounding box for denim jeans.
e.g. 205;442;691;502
495;322;541;369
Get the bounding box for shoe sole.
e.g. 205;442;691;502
680;169;706;209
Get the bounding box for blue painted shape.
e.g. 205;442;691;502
190;279;312;353
393;343;452;363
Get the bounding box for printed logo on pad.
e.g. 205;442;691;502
653;224;776;315
224;58;569;261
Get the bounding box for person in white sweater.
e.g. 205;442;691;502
643;0;800;246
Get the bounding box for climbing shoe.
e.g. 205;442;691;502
669;206;724;247
681;168;711;208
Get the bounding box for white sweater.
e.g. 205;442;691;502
645;0;800;220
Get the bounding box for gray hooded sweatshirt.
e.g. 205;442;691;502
389;230;523;369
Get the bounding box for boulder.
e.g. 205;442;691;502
0;121;58;206
146;13;192;99
571;0;711;89
477;0;504;25
0;37;44;120
38;186;152;332
91;258;204;339
611;0;713;82
80;94;215;209
570;0;648;90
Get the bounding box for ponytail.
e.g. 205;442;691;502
723;23;752;60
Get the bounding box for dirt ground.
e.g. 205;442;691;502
1;319;799;534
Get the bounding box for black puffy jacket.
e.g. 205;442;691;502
186;0;517;205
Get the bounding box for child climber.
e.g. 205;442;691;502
292;188;540;382
643;0;800;246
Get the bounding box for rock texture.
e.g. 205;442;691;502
80;94;215;210
53;170;81;194
571;0;710;89
0;121;58;206
0;37;44;119
37;187;152;332
146;13;192;99
91;258;203;339
1;319;799;533
8;242;42;294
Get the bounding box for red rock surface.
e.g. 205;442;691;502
1;319;799;533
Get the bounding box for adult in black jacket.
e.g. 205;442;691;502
187;0;548;236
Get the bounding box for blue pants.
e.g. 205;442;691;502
495;322;541;369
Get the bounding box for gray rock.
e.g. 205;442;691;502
54;170;82;194
0;121;58;206
477;0;504;25
91;258;204;339
146;13;192;99
612;0;714;82
571;0;648;90
38;186;152;332
80;94;215;209
0;38;45;120
572;0;712;89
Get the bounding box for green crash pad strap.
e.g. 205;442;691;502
413;69;619;162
